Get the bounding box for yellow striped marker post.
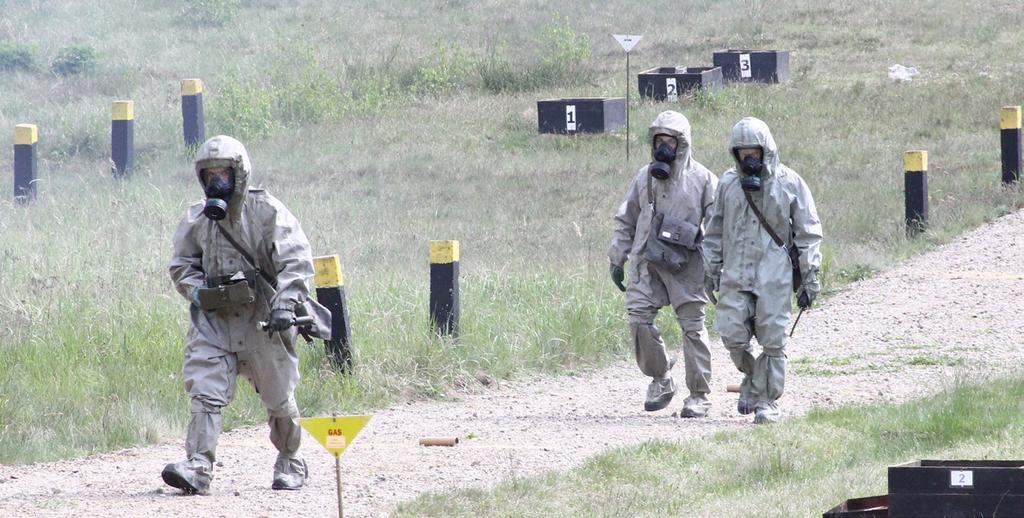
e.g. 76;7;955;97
904;150;928;236
181;79;205;148
1001;106;1022;185
13;124;38;202
111;100;134;177
429;240;460;337
313;255;352;370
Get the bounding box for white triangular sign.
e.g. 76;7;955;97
613;34;642;53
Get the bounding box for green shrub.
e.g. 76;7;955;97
477;16;592;94
209;79;281;141
272;47;347;124
0;42;39;72
414;41;475;96
184;0;242;26
536;14;590;67
51;45;97;76
346;74;394;114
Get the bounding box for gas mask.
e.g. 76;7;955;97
739;155;765;192
203;173;234;220
650;142;677;180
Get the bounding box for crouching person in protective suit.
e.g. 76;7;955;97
608;110;719;417
163;135;331;493
703;117;822;425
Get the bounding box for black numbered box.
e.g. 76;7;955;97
638;66;723;101
712;49;790;83
888;460;1024;517
822;495;889;518
537;97;625;134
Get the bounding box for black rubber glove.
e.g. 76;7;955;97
797;290;811;309
610;263;626;292
268;308;294;333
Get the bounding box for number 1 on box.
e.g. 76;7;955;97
565;105;577;132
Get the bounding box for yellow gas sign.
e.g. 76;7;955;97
299;415;371;456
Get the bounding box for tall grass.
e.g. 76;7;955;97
0;0;1022;463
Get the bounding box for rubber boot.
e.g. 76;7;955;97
161;457;212;494
644;376;677;411
679;393;711;418
271;456;308;490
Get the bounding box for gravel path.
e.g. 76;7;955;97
4;210;1024;517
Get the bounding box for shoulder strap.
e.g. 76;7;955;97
214;222;278;289
743;190;785;248
646;168;655;212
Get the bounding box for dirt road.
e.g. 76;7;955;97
3;210;1023;517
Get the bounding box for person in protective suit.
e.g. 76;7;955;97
608;110;719;417
703;117;822;424
163;135;331;493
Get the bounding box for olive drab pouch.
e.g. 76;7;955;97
641;171;701;268
656;214;701;250
643;213;700;268
196;271;256;310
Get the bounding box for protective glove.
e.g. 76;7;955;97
609;263;626;292
797;271;821;309
267;308;294;334
704;272;720;305
190;287;202;309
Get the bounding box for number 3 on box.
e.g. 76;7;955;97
739;53;752;79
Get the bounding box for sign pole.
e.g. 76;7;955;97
335;454;344;518
613;34;643;164
298;414;371;518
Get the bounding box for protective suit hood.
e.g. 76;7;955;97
728;117;780;177
649;110;694;174
195;135;252;223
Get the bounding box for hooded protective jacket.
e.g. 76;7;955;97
703;117;822;298
170;135;330;350
608;110;719;298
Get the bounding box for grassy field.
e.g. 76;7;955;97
395;373;1024;517
1;0;1023;463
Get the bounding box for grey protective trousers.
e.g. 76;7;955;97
182;332;302;468
714;288;789;403
626;261;712;394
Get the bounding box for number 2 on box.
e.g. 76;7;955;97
950;470;973;488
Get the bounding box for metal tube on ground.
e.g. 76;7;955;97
419;437;460;447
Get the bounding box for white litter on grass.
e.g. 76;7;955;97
888;64;919;82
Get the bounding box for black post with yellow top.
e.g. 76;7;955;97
181;79;205;149
429;240;460;337
904;150;928;236
13;123;38;203
313;254;352;370
1001;106;1022;185
111;100;134;177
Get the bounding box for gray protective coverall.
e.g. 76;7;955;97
703;117;822;423
166;135;330;491
608;111;718;412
